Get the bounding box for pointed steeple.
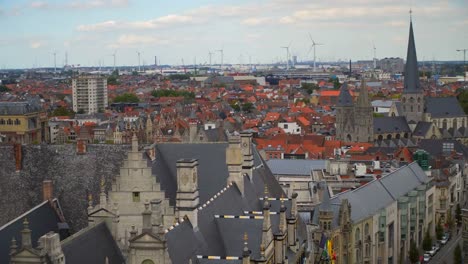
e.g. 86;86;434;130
356;79;369;107
403;13;421;93
337;82;353;107
319;182;332;212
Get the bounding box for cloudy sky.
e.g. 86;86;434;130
0;0;467;69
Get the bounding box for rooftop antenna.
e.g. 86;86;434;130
136;51;141;72
307;34;323;72
65;51;68;67
154;56;157;67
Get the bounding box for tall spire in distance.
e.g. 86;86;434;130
403;9;421;93
356;79;369;107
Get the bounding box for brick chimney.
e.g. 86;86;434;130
14;143;22;171
76;139;87;155
43;180;53;201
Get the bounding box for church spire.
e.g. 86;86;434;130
403;11;421;93
356;79;369;107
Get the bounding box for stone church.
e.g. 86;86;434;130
336;17;467;144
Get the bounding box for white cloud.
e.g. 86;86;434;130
30;0;129;10
241;17;273;26
30;41;44;49
77;20;119;32
30;1;49;8
109;34;168;48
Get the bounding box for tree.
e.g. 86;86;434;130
301;83;319;94
436;220;444;240
446;210;455;230
457;89;468;114
453;244;462;264
51;106;74;117
408;240;419;264
107;75;119;85
151;90;195;99
422;229;432;251
0;84;11;92
230;103;240;112
113;93;140;103
455;203;462;226
241;102;254;112
328;78;340;89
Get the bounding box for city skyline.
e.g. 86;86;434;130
0;0;467;69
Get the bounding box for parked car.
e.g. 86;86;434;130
423;253;431;262
426;247;437;256
432;243;440;252
439;232;450;245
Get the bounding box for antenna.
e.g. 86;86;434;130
307;34;323;72
373;42;377;70
65;51;68;67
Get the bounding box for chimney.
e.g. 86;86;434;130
240;132;254;181
14;143;22;171
176;159;200;229
226;135;244;195
42;180;53;201
38;232;65;263
76;139;87;154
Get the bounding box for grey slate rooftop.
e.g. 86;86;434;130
373;116;411;134
266;159;327;176
425;97;466;118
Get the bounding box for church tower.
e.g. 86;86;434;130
354;79;374;142
401;13;424;125
335;82;355;141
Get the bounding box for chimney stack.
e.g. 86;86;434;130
142;202;152;233
42;180;53;201
226;135;244;196
176;159;200;229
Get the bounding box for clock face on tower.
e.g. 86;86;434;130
243;142;248;147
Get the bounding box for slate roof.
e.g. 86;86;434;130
0;200;63;264
403;20;421;93
312;162;429;227
61;222;124;264
425;97;466;118
161;142;302;263
418;139;468;157
413;122;433;137
266;159;327;176
0;100;42;116
373;116;411;134
337;83;353;107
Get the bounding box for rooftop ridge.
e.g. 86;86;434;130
0;200;50;231
197;255;243;260
164;216;186;234
61;221;104;246
197;182;234;212
215;215;264;219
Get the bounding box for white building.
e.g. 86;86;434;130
278;121;302;134
72;75;108;114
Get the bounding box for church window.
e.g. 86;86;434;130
7;119;13;125
142;260;155;264
395;134;400;139
132;192;140;202
409;97;414;103
442;119;447;130
417;97;421;103
14;119;20;125
453;119;458;129
418;105;420;112
346;134;352;141
364;223;369;237
378;135;383;141
386;134;392;140
0;119;4;125
355;228;361;242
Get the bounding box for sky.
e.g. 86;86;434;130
0;0;467;69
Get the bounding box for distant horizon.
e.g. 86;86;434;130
1;0;467;69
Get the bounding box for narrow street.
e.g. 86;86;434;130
427;230;462;264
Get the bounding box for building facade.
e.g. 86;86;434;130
72;75;108;114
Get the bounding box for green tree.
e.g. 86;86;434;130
107;75;119;85
51;106;74;117
151;90;195;99
422;229;432;251
408;240;419;264
113;93;140;103
328;78;340;89
241;102;254;112
301;83;319;94
0;84;11;92
456;203;462;226
453;244;462;264
457;89;468;114
230;103;240;112
436;220;444;240
446;210;455;230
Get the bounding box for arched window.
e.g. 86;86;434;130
442;119;448;130
378;135;383;141
347;134;352;141
14;119;20;125
453;119;458;130
355;228;361;242
409;97;414;103
142;260;155;264
364;223;369;237
387;134;392;140
395;134;401;139
410;105;413;112
7;119;13;125
0;119;4;125
417;97;421;103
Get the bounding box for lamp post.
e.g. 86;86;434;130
457;49;467;82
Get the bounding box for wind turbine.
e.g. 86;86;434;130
216;47;224;70
208;51;213;67
136;51;141;72
308;34;323;72
52;51;57;73
281;42;291;71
